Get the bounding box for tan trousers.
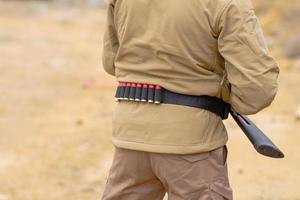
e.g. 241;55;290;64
101;146;233;200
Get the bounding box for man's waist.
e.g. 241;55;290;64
114;82;230;119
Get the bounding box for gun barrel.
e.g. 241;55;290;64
230;111;284;159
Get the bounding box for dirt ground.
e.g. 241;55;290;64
0;1;299;200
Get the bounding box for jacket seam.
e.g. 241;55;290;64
215;0;234;36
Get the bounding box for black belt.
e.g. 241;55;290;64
115;82;230;120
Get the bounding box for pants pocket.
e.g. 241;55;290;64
209;178;233;200
180;152;210;163
210;146;228;167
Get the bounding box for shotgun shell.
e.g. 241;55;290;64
154;85;162;104
148;85;155;103
129;83;136;101
135;83;142;101
123;82;131;100
119;82;125;100
141;84;148;102
114;82;122;101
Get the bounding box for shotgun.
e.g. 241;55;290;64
230;111;284;158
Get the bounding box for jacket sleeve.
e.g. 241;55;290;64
102;0;119;76
217;0;280;115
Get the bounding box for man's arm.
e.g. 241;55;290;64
217;0;280;115
102;0;119;76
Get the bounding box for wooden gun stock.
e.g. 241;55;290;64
230;111;284;158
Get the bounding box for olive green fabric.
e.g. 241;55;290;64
102;0;279;154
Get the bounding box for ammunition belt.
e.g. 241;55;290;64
115;82;230;119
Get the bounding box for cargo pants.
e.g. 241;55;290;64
101;146;233;200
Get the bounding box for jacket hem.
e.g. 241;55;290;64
111;137;228;154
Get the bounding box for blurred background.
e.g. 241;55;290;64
0;0;299;200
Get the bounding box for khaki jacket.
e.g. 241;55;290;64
102;0;279;154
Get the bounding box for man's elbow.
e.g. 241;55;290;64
230;83;278;115
251;84;278;114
